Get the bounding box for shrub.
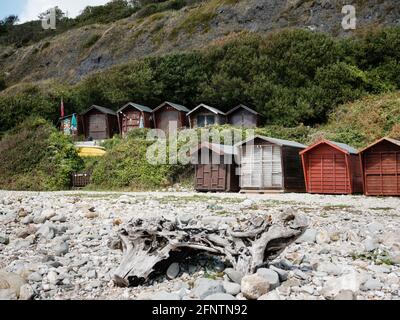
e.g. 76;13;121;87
91;133;189;189
0;117;83;190
0;73;6;91
322;91;400;148
1;28;400;134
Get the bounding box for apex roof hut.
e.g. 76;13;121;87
117;102;153;137
191;142;240;192
300;139;363;194
236;136;306;193
359;137;400;196
187;104;226;128
152;102;189;133
226;104;261;128
57;113;83;139
81;105;119;140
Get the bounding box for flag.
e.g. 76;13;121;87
71;113;77;130
60;98;65;118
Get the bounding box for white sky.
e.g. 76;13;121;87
20;0;110;22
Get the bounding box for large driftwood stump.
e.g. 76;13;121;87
112;211;308;287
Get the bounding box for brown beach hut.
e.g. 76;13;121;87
117;102;153;137
152;102;189;133
237;136;306;193
359;137;400;196
300;139;363;195
187;104;226;128
226;104;261;128
81;105;119;140
192;142;239;192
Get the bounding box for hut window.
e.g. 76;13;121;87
197;115;215;127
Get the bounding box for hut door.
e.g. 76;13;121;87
210;164;226;190
196;164;226;191
123;111;140;135
365;152;400;195
240;145;282;189
89;114;107;140
158;111;179;133
308;154;349;194
261;145;283;188
240;146;262;188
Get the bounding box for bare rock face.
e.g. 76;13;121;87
1;0;399;86
111;212;308;287
241;274;270;300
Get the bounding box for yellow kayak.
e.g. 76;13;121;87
77;146;106;157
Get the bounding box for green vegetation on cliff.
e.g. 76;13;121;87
0;118;83;190
90;130;191;190
320;91;400;148
1;27;399;134
0;0;205;47
1;88;400;192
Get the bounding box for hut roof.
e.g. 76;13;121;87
359;137;400;153
192;142;238;156
300;139;358;155
236;135;306;149
82;105;117;116
118;102;153;113
226;104;259;116
153;101;190;113
187;104;226;116
58;113;77;121
57;113;77;126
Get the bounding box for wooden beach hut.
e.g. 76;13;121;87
226;105;260;128
117;102;153;137
359;137;400;196
192;142;239;192
81;105;119;140
237;136;306;193
300;139;363;195
152;102;189;133
187;104;226;128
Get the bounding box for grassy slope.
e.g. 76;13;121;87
2;0;397;87
0;0;244;85
0;118;83;191
319;91;400;148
